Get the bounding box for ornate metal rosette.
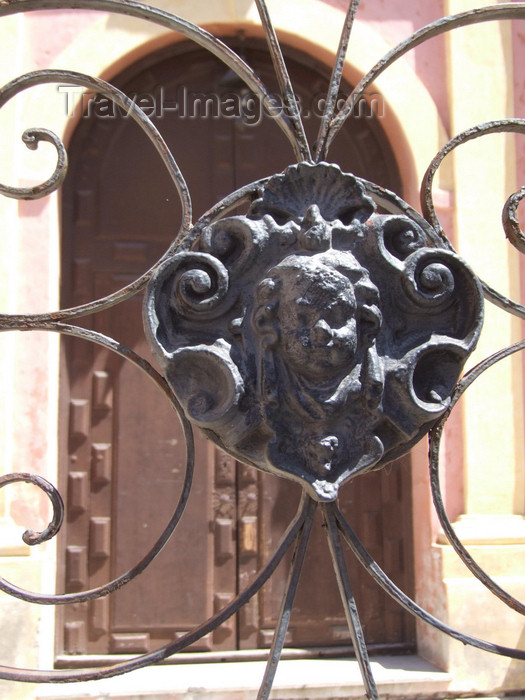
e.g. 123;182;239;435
145;162;483;501
0;1;525;699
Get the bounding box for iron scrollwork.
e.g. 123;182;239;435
0;1;524;698
146;162;483;501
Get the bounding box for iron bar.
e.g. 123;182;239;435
0;66;193;325
323;502;379;700
254;0;311;162
257;494;316;700
481;282;525;319
419;118;525;319
323;3;525;156
0;68;192;233
421;118;525;242
334;504;525;660
0;177;267;326
0;128;67;201
503;187;525;254
314;0;360;162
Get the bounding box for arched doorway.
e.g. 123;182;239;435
57;38;415;660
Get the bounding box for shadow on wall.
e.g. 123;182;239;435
505;624;525;690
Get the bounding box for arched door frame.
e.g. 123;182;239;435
44;0;447;663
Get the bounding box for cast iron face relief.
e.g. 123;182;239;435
145;162;483;501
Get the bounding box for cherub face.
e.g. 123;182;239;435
276;263;358;379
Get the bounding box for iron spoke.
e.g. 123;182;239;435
334;504;525;660
314;0;360;162
254;0;312;162
257;494;316;700
323;502;379;700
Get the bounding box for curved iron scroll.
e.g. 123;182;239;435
0;1;525;698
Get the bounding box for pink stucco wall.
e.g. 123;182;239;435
8;196;52;528
512;20;525;481
513;21;525;239
325;0;449;130
25;9;99;68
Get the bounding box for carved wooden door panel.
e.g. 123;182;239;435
255;460;414;650
58;39;414;659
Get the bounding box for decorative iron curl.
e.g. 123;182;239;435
421;119;525;239
0;68;191;231
0;68;191;323
0;323;195;607
429;339;525;616
0;473;64;546
421;118;525;319
0;129;67;201
166;252;230;319
402;249;456;308
0;0;303;162
503;186;525;254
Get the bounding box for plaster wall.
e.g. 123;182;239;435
412;0;525;690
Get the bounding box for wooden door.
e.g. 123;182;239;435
58;39;415;660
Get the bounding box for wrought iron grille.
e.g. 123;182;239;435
0;1;525;698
